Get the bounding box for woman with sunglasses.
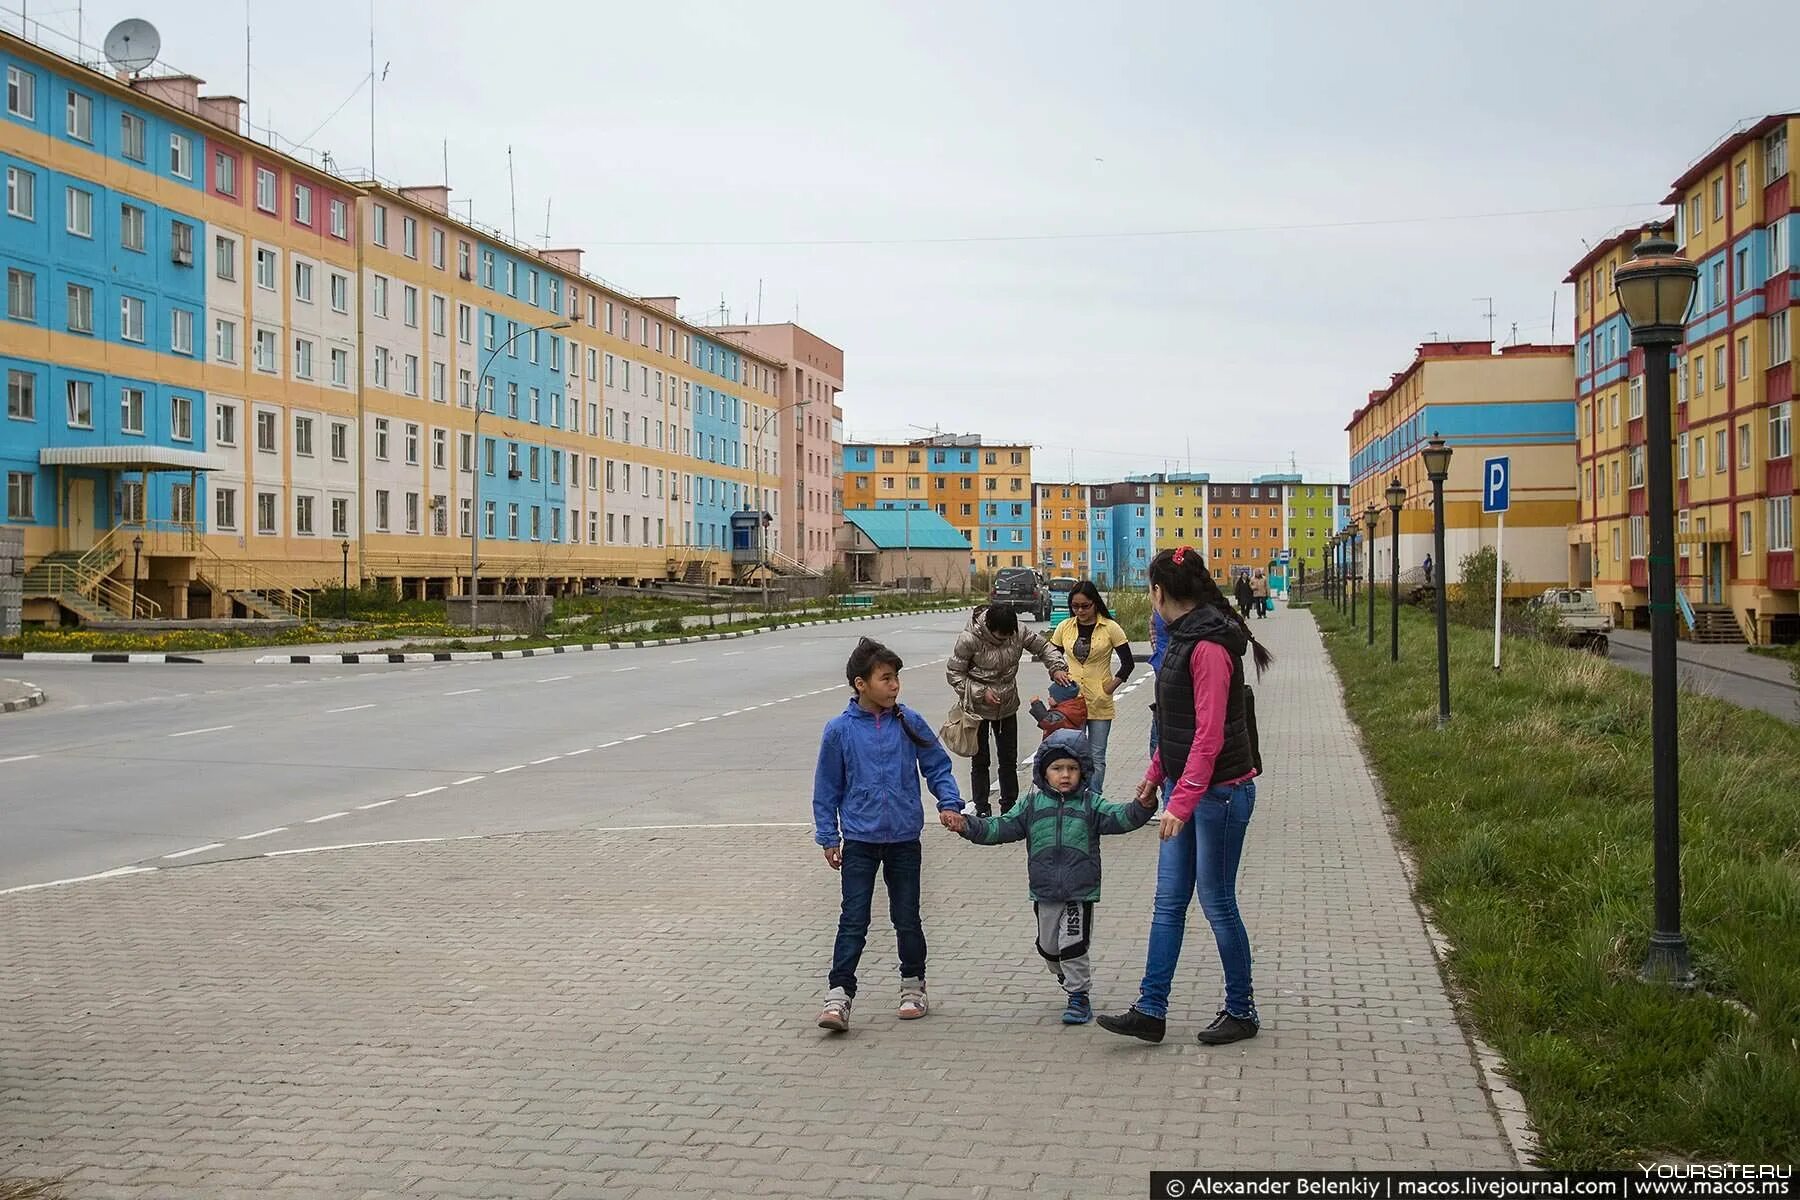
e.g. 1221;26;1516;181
1048;580;1134;794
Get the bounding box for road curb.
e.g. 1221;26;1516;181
0;652;204;664
255;605;969;665
1;678;46;713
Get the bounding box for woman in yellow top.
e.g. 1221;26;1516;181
1049;581;1136;794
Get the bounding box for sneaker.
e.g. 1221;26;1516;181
897;978;928;1020
817;987;852;1033
1195;1009;1259;1046
1061;992;1092;1025
1095;1006;1165;1043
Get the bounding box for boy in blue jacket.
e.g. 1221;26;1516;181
814;638;964;1032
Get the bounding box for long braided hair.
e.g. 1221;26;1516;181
1147;547;1273;677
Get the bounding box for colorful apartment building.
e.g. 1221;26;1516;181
715;321;844;573
1034;482;1093;577
1347;341;1577;595
1087;480;1153;589
0;28;825;621
842;435;1033;574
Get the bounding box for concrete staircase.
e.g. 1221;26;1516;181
1687;605;1748;645
682;560;706;585
22;550;129;622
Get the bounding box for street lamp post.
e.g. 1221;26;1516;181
754;398;811;614
1349;528;1359;626
469;319;571;633
1615;230;1699;988
1386;477;1406;663
1364;504;1380;647
1332;534;1343;610
130;535;144;618
1338;533;1348;613
1422;435;1454;728
340;538;352;618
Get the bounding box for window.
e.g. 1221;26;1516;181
403;286;418;328
374;418;390;460
293;338;314;380
431;361;446;404
256;410;277;452
330;199;348;239
294;261;314;303
119;387;144;435
294;416;314;458
1694;433;1706;478
373;490;391;532
119;295;145;342
6;369;33;420
1714;345;1726;385
1770;496;1794;553
255;168;276;212
6;66;34;120
293;183;312;225
330;272;348;313
1739;510;1754;556
458;304;472;344
405;493;419;534
119;110;147;161
254;329;276;372
330;348;349;387
214;152;235;196
171;308;193;355
215;403;237;446
431;295;446;336
331;497;349;537
65;379;91;428
1629;447;1645;489
403;355;419;396
1740;424;1753;470
404;423;420;466
1768;126;1790;186
215;486;237;531
255;248;277;290
119;202;149;252
5;167;34;220
432;428;447;469
1773;311;1792;368
1711;176;1724;221
1740;336;1752;379
458;368;473;409
60;186;94;240
65;283;93;334
1630;515;1647;559
331;421;348;462
3;268;32;323
372;276;388;317
215;236;237;281
371;204;388;247
169;133;191;180
402;217;417;259
429;227;445;269
1772;402;1793;460
1735;161;1748;207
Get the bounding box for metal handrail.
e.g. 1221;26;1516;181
29;562;163;619
190;540;312;621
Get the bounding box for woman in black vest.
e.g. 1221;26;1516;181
1098;547;1272;1047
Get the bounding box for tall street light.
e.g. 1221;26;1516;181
130;534;144;618
469;319;572;633
1422;435;1454;728
753;397;811;613
1325;534;1337;610
1386;477;1406;663
340;538;352;619
1349;526;1359;627
1615;230;1699;988
1364;503;1380;646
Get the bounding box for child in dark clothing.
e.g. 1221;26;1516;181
1027;678;1088;737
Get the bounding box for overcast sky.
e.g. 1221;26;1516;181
49;1;1800;482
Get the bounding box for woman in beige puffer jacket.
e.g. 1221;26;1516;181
946;605;1070;816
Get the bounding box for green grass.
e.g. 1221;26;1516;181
1313;601;1800;1167
1110;589;1150;641
0;621;461;654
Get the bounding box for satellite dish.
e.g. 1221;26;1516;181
103;19;161;75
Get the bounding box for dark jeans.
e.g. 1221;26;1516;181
829;839;925;998
970;714;1019;813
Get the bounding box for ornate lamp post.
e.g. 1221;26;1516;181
1364;503;1380;646
1385;477;1406;663
130;535;144;618
1421;436;1454;727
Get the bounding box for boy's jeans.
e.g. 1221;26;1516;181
1135;779;1257;1021
829;838;924;998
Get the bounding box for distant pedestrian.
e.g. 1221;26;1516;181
1099;547;1273;1048
1049;581;1134;795
943;731;1157;1025
1423;554;1434;585
946;605;1071;818
813;638;964;1033
1233;574;1255;620
1251;572;1270;619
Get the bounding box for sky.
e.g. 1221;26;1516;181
34;0;1800;483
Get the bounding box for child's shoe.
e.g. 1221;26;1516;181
1061;992;1092;1025
817;987;852;1032
897;978;928;1020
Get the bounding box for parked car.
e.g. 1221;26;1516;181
1531;587;1612;655
989;567;1050;622
1047;577;1080;623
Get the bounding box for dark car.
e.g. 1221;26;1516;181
989;567;1049;622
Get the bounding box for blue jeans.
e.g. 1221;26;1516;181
1148;716;1173;803
1135;779;1257;1020
1085;718;1112;795
829;839;924;998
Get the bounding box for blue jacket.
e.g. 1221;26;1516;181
813;700;963;847
1150;610;1170;674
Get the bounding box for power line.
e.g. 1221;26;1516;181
571;202;1664;249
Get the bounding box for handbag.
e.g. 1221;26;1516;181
938;689;982;758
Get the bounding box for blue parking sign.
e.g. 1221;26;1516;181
1483;457;1511;514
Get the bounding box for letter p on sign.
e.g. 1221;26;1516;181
1483;456;1511;514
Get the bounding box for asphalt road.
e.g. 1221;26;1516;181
1605;633;1799;724
0;611;1026;892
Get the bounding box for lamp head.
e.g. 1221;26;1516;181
1385;477;1406;513
1421;434;1453;482
1614;231;1697;346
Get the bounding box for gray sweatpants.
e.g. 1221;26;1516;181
1034;900;1093;995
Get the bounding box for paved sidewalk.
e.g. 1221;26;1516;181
1607;629;1798;724
0;609;1519;1198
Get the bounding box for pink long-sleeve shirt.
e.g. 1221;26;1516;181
1144;640;1256;821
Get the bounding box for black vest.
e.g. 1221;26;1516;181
1156;608;1260;787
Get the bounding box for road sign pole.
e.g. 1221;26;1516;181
1493;511;1505;673
1482;455;1511;674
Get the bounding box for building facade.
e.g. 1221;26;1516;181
1034;482;1093;576
1347;340;1577;594
714;321;844;573
1087;480;1152;590
842;435;1032;575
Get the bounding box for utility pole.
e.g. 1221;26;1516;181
1475;297;1496;342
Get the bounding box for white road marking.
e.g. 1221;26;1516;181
406;786;448;798
565;747;592;756
624;734;646;742
168;725;233;738
444;688;481;696
326;704;376;714
671;658;697;664
536;675;572;683
529;755;561;765
651;727;673;735
161;843;223;860
613;666;639;673
674;722;695;729
598;740;624;748
357;799;399;810
494;765;525;774
0;754;40;765
0;865;155;896
698;716;718;722
237;827;287;841
723;651;744;657
305;811;348;823
721;710;741;717
450;776;484;786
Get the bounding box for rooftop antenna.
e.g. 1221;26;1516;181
442;138;448;187
507;147;517;242
756;278;763;324
367;0;374;177
1509;321;1519;346
103;18;161;76
1475;297;1496;341
243;2;249;129
541;198;551;249
1549;291;1559;343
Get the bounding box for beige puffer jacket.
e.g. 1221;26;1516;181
946;608;1069;720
